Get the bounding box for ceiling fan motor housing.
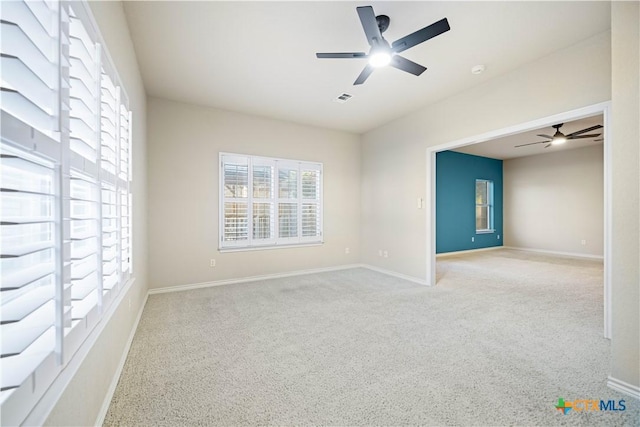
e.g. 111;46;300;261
376;15;390;33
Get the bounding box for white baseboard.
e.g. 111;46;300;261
607;376;640;400
503;246;604;260
148;263;432;295
148;264;363;295
436;246;503;258
360;264;428;286
95;292;149;426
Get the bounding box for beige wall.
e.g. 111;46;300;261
147;97;361;290
44;1;148;425
361;32;612;280
503;145;604;257
610;1;639;390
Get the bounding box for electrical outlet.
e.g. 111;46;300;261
210;259;216;268
497;235;500;240
378;249;383;257
471;237;475;242
383;250;388;258
581;239;587;246
345;247;350;254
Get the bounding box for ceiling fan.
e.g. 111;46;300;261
515;123;603;149
316;6;450;85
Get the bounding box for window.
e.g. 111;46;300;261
0;1;133;424
475;179;494;232
220;154;322;250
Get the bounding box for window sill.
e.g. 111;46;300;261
219;242;324;253
476;229;495;234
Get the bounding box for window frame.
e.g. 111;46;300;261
0;1;134;425
475;179;494;234
219;153;323;252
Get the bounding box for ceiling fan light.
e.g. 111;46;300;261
552;130;567;145
369;51;391;68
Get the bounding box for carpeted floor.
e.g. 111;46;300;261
104;249;639;426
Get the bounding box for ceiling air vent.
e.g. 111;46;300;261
333;93;353;104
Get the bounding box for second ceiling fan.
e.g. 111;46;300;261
515;123;603;149
316;6;450;85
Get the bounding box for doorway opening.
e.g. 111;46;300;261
425;101;611;338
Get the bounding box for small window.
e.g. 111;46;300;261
220;153;322;250
475;179;493;232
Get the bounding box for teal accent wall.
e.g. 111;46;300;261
436;151;503;253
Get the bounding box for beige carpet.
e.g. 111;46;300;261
104;249;639;426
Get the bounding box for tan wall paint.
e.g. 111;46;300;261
610;1;639;390
504;145;604;257
44;1;148;425
361;32;611;280
147;97;361;290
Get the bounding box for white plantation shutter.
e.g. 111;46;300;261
100;71;119;300
220;154;322;249
120;189;130;273
277;163;298;240
100;72;117;175
0;0;58;138
301;166;322;240
119;104;132;275
0;1;134;424
68;8;99;163
0;148;57;394
0;0;61;405
221;156;249;246
119;104;131;182
252;159;275;243
66;4;101;326
102;183;118;292
69;173;100;320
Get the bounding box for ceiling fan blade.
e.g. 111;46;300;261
568;134;601;140
565;124;603;138
357;6;383;46
390;55;427;76
514;141;548;148
544;144;552;148
316;52;368;59
391;18;450;53
537;134;553;139
567;133;600;141
354;65;374;85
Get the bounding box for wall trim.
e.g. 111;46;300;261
148;263;431;296
148;264;363;295
503;246;604;260
95;292;149;426
360;264;429;286
436;246;503;258
607;376;640;400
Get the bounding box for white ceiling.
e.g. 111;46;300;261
123;1;611;134
452;114;604;160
